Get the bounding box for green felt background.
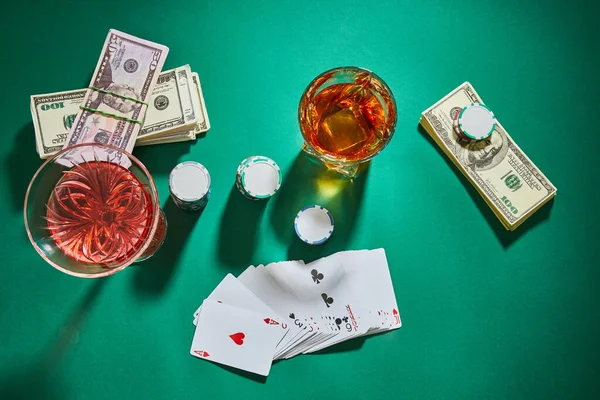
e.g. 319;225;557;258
1;0;598;398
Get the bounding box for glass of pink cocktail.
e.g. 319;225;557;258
24;143;166;278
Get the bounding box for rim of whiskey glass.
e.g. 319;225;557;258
23;142;160;278
298;66;398;165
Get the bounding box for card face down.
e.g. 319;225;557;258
190;300;286;376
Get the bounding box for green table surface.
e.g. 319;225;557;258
1;0;598;398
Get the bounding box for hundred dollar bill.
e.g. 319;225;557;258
31;67;208;157
136;68;209;141
30;89;85;156
136;69;209;142
62;29;169;155
190;72;211;134
420;82;556;231
137;65;197;140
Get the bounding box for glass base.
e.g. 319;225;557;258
135;208;167;263
302;142;360;179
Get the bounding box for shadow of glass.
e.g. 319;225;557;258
417;123;554;248
0;363;68;400
6;123;44;213
0;279;107;399
217;185;267;269
269;152;368;263
133;198;202;296
41;279;107;369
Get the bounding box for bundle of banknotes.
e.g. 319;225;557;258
29;30;210;159
420;82;556;231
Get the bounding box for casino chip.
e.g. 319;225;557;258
236;156;281;200
294;205;334;245
169;161;211;211
457;103;496;141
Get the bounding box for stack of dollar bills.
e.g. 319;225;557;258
420;82;556;231
30;64;210;159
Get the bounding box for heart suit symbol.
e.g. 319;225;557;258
229;332;245;345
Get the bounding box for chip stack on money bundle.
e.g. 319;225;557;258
452;103;496;142
169;162;211;211
420;82;557;230
235;156;282;200
30;64;210;159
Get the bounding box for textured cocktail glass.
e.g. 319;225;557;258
24;143;166;278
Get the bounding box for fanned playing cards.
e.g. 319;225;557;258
190;248;401;377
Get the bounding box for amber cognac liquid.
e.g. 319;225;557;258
302;77;395;162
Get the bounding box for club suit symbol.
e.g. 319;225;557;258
321;293;334;308
334;316;349;329
311;269;324;284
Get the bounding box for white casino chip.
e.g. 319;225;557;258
169;162;211;202
294;205;334;245
240;158;281;199
458;103;496;140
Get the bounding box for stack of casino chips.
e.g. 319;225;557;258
169;161;211;211
453;102;496;142
235;156;281;200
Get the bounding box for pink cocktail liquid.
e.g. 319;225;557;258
46;161;153;265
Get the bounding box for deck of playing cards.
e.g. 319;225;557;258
190;249;401;377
